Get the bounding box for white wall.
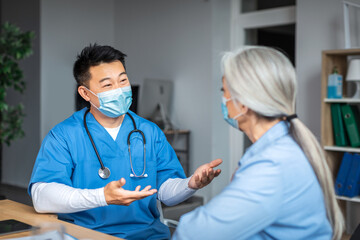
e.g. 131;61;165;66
210;0;232;197
1;0;41;187
296;0;344;138
40;0;115;139
1;0;116;188
114;0;216;201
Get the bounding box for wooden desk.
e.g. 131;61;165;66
0;199;122;239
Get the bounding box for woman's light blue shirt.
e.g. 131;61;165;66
173;121;332;240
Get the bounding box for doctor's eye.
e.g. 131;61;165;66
220;87;224;92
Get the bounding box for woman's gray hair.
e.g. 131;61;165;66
222;46;344;240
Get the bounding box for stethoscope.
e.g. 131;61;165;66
84;109;148;179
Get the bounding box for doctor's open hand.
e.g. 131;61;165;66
188;158;222;189
104;178;157;206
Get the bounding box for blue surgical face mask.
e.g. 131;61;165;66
87;86;132;118
221;96;243;129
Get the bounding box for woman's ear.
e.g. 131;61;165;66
235;101;248;116
241;105;249;115
78;86;90;102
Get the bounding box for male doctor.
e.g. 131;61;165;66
28;44;222;240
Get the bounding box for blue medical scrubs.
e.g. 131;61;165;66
28;108;185;240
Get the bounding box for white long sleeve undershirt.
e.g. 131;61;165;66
31;177;196;213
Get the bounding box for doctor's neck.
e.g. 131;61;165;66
90;107;124;128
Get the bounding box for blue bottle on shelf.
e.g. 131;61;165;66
327;67;343;99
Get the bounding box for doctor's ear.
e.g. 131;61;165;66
78;86;91;102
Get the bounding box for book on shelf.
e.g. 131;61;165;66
335;152;360;198
343;153;360;198
341;104;360;148
330;103;349;146
344;154;360;197
335;152;353;196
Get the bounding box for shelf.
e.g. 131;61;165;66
324;146;360;153
336;195;360;203
324;98;360;103
173;149;188;153
163;129;190;135
163;130;190;176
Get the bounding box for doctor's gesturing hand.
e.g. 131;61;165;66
188;159;222;189
104;178;157;206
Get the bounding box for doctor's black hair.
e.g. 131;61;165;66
73;43;127;87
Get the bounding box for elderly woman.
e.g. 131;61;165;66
173;47;343;240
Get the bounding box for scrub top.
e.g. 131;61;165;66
28;108;186;240
173;121;332;240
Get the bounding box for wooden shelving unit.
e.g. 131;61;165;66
324;98;360;103
163;130;190;176
321;49;360;238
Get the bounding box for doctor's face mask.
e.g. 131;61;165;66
86;86;132;118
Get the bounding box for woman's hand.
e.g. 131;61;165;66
188;159;222;189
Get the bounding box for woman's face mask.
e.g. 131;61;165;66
87;86;132;118
221;97;243;129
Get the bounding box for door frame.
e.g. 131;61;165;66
228;0;296;172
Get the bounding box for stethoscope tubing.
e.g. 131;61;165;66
84;108;147;179
84;109;105;170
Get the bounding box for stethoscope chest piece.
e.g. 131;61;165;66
99;167;111;179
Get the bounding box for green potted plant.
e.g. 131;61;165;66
0;22;34;182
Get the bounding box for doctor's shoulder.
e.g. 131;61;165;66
54;109;84;130
43;109;85;144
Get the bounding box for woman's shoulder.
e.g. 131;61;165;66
270;135;304;155
260;135;316;181
246;134;307;168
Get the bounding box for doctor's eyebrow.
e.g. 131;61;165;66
119;72;127;77
99;72;127;83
